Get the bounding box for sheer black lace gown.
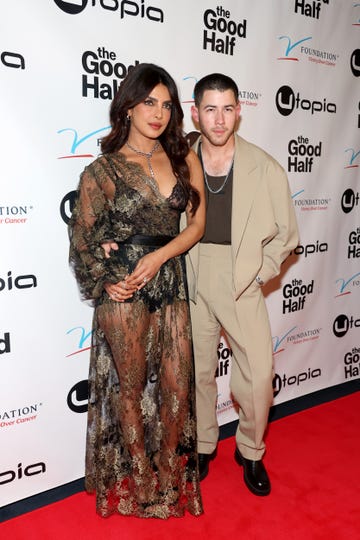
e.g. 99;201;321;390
69;153;203;519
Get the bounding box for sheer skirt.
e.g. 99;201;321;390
85;245;202;519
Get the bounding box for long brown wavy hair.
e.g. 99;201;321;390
101;63;200;214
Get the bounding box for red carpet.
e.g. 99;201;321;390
2;392;359;539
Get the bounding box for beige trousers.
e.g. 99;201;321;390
190;244;274;460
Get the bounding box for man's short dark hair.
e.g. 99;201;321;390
193;73;239;107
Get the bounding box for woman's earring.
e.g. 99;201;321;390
126;114;131;121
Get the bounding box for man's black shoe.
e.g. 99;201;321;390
234;447;271;496
198;452;213;481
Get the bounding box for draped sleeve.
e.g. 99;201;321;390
68;159;117;302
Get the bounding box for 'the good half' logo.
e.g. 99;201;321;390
294;0;330;20
202;6;247;56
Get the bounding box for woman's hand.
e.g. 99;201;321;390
104;279;137;302
125;250;164;290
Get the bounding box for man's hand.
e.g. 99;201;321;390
102;242;119;259
101;242;135;302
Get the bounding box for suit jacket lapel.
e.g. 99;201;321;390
192;134;260;265
231;135;260;261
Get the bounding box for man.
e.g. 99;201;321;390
185;73;299;496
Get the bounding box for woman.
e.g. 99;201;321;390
69;63;205;519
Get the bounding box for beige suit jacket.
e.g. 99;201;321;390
183;134;299;302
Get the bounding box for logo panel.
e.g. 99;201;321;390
202;7;247;56
276;85;336;116
53;0;164;21
351;49;360;77
67;380;89;413
1;51;25;69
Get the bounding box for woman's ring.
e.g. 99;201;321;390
143;277;148;283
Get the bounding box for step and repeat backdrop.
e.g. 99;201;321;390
1;0;359;507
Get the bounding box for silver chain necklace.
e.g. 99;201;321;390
126;140;160;181
200;145;234;194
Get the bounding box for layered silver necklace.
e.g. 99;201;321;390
126;140;160;181
199;145;234;194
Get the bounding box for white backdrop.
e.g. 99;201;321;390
1;0;359;507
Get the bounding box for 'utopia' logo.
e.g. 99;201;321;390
67;380;89;413
333;314;360;338
351;49;360;77
53;0;164;21
1;51;25;69
341;189;359;213
275;85;336;116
